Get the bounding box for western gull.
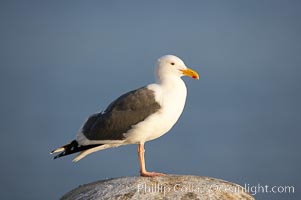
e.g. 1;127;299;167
51;55;199;177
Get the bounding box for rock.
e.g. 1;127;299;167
61;175;255;200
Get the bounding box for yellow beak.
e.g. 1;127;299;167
180;68;199;80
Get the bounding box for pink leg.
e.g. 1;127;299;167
138;143;165;177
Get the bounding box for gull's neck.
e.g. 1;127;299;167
153;74;187;131
156;75;186;90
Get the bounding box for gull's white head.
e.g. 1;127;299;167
155;55;199;82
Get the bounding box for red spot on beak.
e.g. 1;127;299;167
192;75;197;79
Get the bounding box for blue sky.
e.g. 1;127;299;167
0;1;300;199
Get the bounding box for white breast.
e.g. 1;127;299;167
124;77;187;143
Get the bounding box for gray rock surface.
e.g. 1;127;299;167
61;175;255;200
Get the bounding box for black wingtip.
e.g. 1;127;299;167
53;153;59;159
53;151;66;160
51;140;102;160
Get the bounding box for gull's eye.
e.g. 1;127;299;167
171;62;175;66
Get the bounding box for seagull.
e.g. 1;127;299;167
51;55;199;177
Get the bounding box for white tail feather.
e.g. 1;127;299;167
72;144;123;162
